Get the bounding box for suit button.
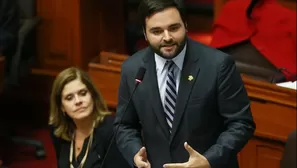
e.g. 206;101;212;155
98;154;101;159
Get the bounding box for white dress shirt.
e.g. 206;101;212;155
155;44;187;108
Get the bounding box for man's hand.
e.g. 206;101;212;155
163;142;210;168
134;147;151;168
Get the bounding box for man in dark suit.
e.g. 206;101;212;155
114;0;256;168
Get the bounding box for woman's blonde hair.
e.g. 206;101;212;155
49;67;111;141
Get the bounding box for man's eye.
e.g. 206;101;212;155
169;26;179;32
152;30;163;35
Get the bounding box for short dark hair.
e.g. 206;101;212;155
137;0;187;29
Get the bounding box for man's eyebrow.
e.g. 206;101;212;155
149;26;162;31
149;23;182;31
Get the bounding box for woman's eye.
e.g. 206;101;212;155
65;95;73;101
79;90;88;96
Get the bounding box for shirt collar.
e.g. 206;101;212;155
155;43;187;72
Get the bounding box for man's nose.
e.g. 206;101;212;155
163;30;172;42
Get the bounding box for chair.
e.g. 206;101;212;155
6;0;41;86
0;57;5;166
280;130;296;168
3;0;45;159
218;40;283;83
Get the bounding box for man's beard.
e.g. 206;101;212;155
149;35;187;59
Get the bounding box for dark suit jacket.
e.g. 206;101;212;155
280;130;296;168
210;0;296;81
115;38;256;168
50;116;130;168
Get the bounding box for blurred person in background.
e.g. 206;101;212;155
0;0;19;166
210;0;296;82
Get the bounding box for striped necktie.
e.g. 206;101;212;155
164;61;177;132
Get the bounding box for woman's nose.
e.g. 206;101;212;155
74;95;82;105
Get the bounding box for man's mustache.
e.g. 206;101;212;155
160;43;177;47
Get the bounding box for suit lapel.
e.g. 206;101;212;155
142;48;170;139
58;141;71;168
57;127;105;168
170;39;200;143
83;128;105;168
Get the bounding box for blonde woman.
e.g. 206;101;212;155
49;67;129;168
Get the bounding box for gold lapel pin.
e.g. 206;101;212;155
188;75;194;81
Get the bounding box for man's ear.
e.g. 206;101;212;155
143;28;148;41
184;22;188;31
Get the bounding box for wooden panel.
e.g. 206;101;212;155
89;64;120;109
88;53;296;168
97;1;126;54
97;51;127;68
240;138;284;168
239;76;296;168
88;52;126;109
251;101;296;141
80;0;126;69
35;0;126;73
79;0;101;69
243;75;296;142
36;0;77;69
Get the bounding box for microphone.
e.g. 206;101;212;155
134;67;146;88
100;67;146;168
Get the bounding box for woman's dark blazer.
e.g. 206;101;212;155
50;115;131;168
